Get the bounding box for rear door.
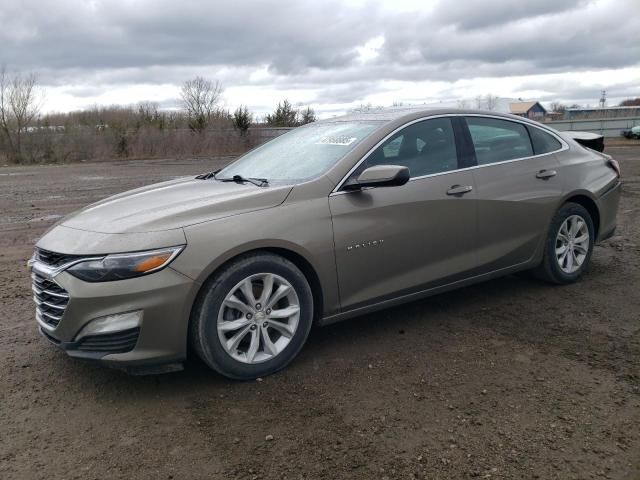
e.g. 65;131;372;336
464;116;564;272
329;116;479;311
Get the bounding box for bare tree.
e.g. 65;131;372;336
180;76;223;132
473;94;498;111
485;94;498;111
549;101;567;113
457;99;470;109
351;102;383;113
619;97;640;107
137;101;160;126
0;66;43;163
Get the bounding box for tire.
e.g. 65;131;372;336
190;252;314;380
534;202;595;284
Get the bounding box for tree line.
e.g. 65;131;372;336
0;70;316;164
3;65;640;164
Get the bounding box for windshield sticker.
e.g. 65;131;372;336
316;136;357;146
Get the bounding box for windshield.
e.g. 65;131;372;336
217;122;380;183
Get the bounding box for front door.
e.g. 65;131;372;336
329;117;478;311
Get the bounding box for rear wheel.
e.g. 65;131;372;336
190;253;313;380
534;202;595;284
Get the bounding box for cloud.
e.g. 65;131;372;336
0;0;638;114
431;0;590;30
0;0;378;74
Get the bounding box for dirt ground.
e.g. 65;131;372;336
1;149;639;480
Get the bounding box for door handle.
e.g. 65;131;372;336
446;184;473;196
536;169;557;179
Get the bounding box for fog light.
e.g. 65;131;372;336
75;310;143;341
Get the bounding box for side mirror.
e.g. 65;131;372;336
344;165;410;190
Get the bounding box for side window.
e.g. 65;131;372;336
367;118;458;177
527;126;562;155
466;117;533;165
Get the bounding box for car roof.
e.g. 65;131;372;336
318;106;535;125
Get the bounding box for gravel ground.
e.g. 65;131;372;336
0;149;639;480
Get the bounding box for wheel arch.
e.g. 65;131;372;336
562;192;600;238
261;247;325;323
188;243;326;333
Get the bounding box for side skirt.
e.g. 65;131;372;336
317;260;536;326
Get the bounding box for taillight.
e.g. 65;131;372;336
608;157;621;177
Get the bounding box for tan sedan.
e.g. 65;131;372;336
29;108;621;379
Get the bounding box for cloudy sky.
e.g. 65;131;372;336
1;0;639;117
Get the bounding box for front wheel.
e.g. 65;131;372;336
534;202;595;284
190;253;314;380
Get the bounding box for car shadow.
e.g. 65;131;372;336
56;272;553;398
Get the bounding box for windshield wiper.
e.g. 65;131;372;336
217;175;269;187
195;169;220;180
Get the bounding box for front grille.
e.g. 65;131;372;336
32;273;69;328
76;328;140;353
36;248;83;268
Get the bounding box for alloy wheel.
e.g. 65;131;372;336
555;214;590;274
217;273;300;364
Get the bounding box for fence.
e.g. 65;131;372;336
250;127;293;141
543;116;640;138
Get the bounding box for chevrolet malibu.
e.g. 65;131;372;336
29;108;621;379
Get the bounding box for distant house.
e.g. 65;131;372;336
509;101;547;119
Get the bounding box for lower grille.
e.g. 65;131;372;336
41;328;61;345
32;273;69;328
76;328;140;353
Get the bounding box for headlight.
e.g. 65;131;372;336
67;246;184;282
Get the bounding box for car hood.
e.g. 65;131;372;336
61;177;293;233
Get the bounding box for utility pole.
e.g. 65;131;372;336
599;90;606;109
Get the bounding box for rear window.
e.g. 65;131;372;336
466;117;533;165
527;126;562;155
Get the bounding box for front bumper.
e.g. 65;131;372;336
30;260;196;371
